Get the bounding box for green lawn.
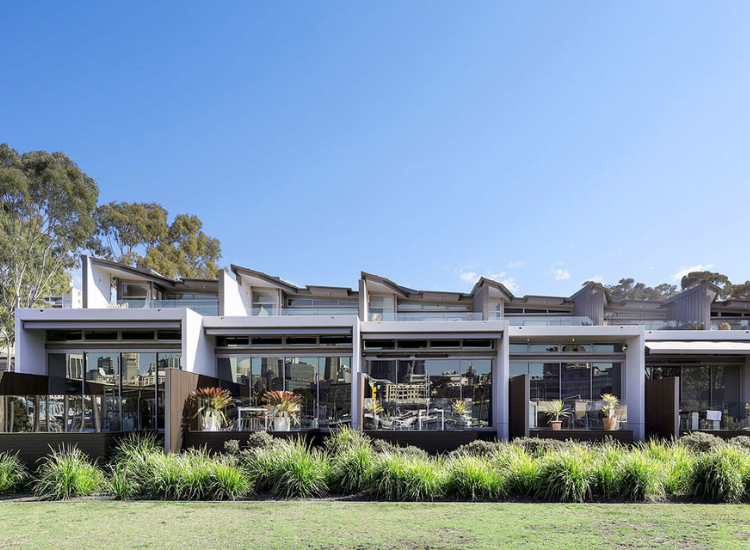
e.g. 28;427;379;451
0;501;749;550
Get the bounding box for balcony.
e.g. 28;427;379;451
111;299;219;316
368;312;484;322
507;316;593;327
249;307;359;317
710;319;750;331
605;319;706;330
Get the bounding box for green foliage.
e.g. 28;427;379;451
728;436;750;450
245;431;283;450
494;445;540;496
444;453;504;500
0;144;98;346
688;447;748;503
679;432;726;454
536;447;597;502
91;202;221;280
370;438;429;459
448;439;506;458
594;278;678;301
611;450;665;501
328;441;376;495
243;438;329;498
324;427;372;456
365;454;445;501
34;446;104;500
512;437;574;458
0;451;27;494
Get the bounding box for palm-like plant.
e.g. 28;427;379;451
601;394;619;419
546;400;572;423
192;387;232;424
263;390;302;418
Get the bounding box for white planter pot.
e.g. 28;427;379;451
202;413;219;432
273;415;291;432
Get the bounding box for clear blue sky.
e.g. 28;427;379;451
3;2;750;296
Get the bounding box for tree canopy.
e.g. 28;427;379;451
90;202;221;280
0;143;99;347
584;271;750;301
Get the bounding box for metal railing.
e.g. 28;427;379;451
249;307;359;317
507;316;594;327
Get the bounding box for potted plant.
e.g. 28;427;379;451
452;400;470;429
364;399;384;429
192;387;232;431
263;390;302;431
546;400;571;430
601;394;619;431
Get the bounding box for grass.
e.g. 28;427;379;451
0;501;748;550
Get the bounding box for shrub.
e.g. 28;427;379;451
365;453;444;501
494;446;539;497
513;437;574;458
444;453;503;500
34;446;104;500
612;450;665;501
246;431;282;450
688;446;748;503
223;439;241;456
244;438;329;498
370;438;428;459
593;445;622;497
679;432;725;454
536;448;597;502
662;445;694;496
111;432;161;461
728;436;750;451
449;439;505;458
324;427;372;456
0;451;27;494
327;440;376;495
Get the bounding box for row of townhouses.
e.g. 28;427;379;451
5;256;750;456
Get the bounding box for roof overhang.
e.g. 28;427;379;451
204;327;351;336
646;341;750;354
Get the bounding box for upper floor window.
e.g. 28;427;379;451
252;290;277;316
122;283;149;300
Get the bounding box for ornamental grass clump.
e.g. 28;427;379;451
444;453;504;501
0;451;27;494
611;448;666;501
244;438;329;498
327;439;376;495
688;446;748;503
324;427;372;456
492;445;539;497
536;447;597;502
365;453;445;501
34;446;104;500
679;431;725;454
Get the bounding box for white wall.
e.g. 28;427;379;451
182;309;215;375
14;315;45;375
219;270;248;316
495;329;510;439
83;256;111;308
624;332;646;440
350;321;362;430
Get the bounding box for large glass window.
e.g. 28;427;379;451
364;359;492;430
285;357;318;428
122;283;149;300
252;290;277;316
369;296;395;321
318;357;351;428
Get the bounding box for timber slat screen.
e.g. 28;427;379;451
166;369;220;452
645;377;679;439
509;374;530;439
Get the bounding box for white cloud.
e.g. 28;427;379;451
507;260;525;269
672;264;715;282
554;269;570;281
581;275;603;284
499;277;519;293
459;271;479;284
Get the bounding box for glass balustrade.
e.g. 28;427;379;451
112;299;219;316
507;316;594;327
532;399;628;431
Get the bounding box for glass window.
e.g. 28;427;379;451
592;362;622;399
510;343;528;354
121;352;157;431
84;331;118;341
122;283;149;300
364;360;397;429
251;357;283;399
369;296;395;321
562;344;589;353
681;366;711;409
530;344;560;353
252;290;277;316
428;359;461;430
217;356;251;386
121;330;155;341
510;361;529;378
463;340;493;350
85;353;121;432
561;362;592;401
319;335;352;346
157;330;181;341
47;330;82;342
284;357;318;429
286;337;318;346
530;362;559;401
463;360;492;428
319;357;352;429
593;344;620;353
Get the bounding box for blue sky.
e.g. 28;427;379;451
3;2;750;296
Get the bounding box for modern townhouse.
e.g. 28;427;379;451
4;255;750;460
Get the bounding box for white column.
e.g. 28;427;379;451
624;331;646;440
495;328;510;440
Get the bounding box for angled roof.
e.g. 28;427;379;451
232;265;355;296
89;257;217;290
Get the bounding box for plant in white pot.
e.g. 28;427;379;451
192;387;232;432
263;390;302;432
452;400;471;429
601;394;619;431
546;400;571;430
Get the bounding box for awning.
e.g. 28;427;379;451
204;327;351;336
363;332;503;340
23;320;180;329
646;341;750;354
